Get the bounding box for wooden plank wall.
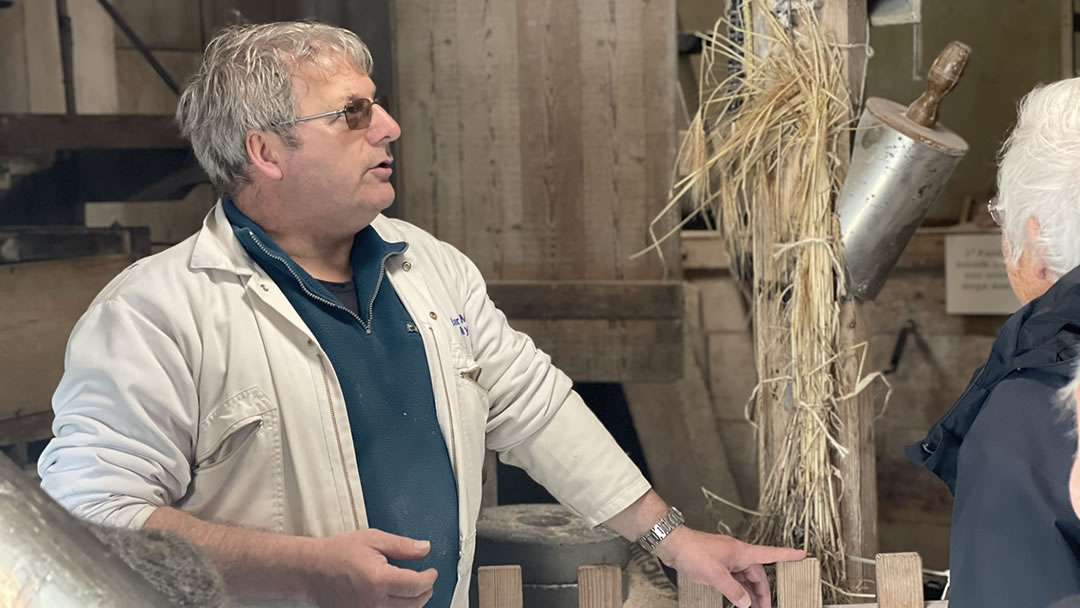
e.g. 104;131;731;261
392;0;679;282
685;229;1007;571
0;255;139;422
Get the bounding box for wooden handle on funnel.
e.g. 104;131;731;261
904;40;972;128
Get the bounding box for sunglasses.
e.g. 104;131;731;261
289;96;387;131
987;196;1002;226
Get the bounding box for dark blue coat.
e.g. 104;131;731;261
908;267;1080;608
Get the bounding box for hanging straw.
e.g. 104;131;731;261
638;0;887;600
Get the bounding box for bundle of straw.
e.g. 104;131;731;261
638;0;878;600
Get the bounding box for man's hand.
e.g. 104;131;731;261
304;529;438;608
654;527;804;608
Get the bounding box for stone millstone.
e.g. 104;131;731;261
474;504;631;585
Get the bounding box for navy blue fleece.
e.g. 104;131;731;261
223;201;459;606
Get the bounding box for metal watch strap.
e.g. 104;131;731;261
637;506;685;553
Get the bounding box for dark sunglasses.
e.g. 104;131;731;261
289;96;387;130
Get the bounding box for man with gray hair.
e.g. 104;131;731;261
908;77;1080;608
36;21;801;608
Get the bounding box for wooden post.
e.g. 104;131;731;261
749;0;875;591
777;559;823;608
876;552;924;608
577;564;622;608
676;570;725;608
477;565;523;608
820;0;876;589
835;301;878;588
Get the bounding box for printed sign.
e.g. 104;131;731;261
945;233;1021;315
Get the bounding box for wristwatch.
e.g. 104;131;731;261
637;506;685;553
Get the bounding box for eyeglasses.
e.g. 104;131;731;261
288;96;386;131
987;197;1003;226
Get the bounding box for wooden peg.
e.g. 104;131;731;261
478;565;522;608
777;558;823;608
578;564;622;608
875;552;924;608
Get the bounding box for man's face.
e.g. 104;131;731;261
280;59;401;231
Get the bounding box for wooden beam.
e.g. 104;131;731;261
477;565;523;608
577;564;622;608
0;114;186;154
0;226;150;263
488;281;682;320
511;319;681;383
680;231;732;274
0;411;54;446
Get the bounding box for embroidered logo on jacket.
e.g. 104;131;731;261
450;314;469;336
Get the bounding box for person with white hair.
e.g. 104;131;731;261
35;21;802;608
908;77;1080;608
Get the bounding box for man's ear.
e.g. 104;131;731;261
246;130;285;181
1026;216;1051;280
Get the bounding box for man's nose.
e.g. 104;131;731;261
369;104;401;144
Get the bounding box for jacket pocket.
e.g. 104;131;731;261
181;386;284;531
194;386;274;471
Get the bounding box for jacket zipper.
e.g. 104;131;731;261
921;364;988;455
246;232;362;527
248;232;396;335
319;354;361;529
427;326;458;473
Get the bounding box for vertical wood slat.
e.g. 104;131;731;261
642;0;681;279
778;559;823;608
876;553;924;608
478;565;523;608
578;564;622;608
517;0;585;280
455;0;523;278
577;0;618;280
391;0;438;231
677;570;725;608
611;0;648;281
0;0;65;113
68;0;119;114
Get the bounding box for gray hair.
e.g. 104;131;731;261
997;77;1080;280
176;22;374;194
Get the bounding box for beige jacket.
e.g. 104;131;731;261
37;203;650;607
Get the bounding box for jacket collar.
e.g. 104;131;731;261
908;265;1080;491
189;200;408;276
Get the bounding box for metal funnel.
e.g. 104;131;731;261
838;41;971;300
